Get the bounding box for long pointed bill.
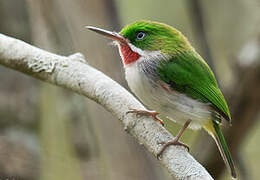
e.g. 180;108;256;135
86;26;127;43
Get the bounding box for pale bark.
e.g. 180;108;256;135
0;33;213;180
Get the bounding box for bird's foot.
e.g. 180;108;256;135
126;109;164;126
157;139;189;159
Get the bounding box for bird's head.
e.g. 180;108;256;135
87;20;193;66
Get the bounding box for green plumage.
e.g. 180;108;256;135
158;51;231;123
90;20;236;178
121;20;235;178
121;20;231;123
120;20;192;53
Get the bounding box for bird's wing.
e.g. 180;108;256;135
158;51;231;123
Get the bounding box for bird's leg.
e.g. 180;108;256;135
157;119;191;158
126;108;164;126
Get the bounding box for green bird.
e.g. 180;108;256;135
87;20;237;178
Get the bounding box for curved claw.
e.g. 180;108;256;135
157;139;190;159
126;109;164;126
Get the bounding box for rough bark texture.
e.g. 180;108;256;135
0;33;213;180
25;1;166;180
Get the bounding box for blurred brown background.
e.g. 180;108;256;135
0;0;260;180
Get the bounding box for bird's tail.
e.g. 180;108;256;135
203;119;237;179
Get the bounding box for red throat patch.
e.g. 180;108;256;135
119;43;140;65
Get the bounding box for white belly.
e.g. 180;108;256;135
125;62;212;130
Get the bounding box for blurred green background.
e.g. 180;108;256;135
0;0;260;179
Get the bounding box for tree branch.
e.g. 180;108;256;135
0;33;213;180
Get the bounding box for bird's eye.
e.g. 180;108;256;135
136;31;146;40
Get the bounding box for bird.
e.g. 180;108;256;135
87;20;237;179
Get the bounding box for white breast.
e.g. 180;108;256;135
118;43;212;130
125;60;212;130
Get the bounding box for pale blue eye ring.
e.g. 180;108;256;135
136;32;146;40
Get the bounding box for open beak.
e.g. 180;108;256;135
86;26;127;43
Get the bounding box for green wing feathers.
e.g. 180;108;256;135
157;49;235;176
158;51;231;122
